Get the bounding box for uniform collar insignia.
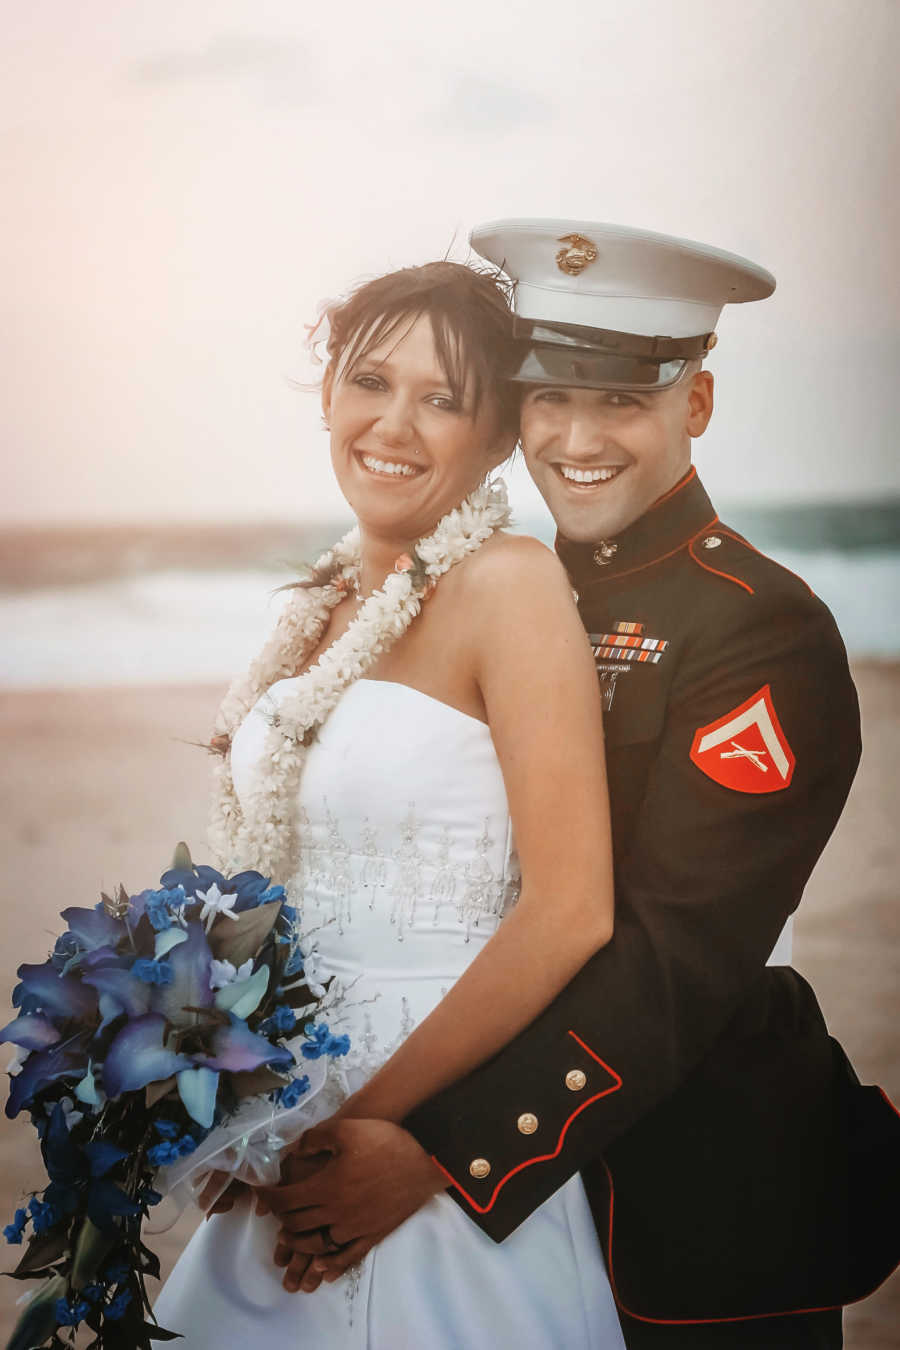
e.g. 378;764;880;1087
555;467;716;586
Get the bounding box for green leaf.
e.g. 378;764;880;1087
6;1272;66;1350
207;902;282;968
171;842;193;870
146;1074;177;1108
213;964;271;1019
230;1065;289;1098
71;1216;116;1290
11;1226;69;1276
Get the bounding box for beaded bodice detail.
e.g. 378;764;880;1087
230;678;521;1082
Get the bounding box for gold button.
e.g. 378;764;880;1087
706;332;718;351
565;1069;587;1092
517;1112;539;1135
469;1158;491;1179
702;535;723;550
592;541;618;567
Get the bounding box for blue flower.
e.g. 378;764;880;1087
131;958;174;986
55;1297;90;1328
83;1281;106;1304
28;1195;58;1235
147;1131;197;1167
275;1075;310;1108
106;1288;132;1320
144;887;186;931
152;1118;180;1139
300;1022;348;1060
3;1207;28;1244
258;885;286;905
102;1257;131;1285
260;1004;296;1036
146;1140;180;1167
140;1187;163;1207
284;948;305;977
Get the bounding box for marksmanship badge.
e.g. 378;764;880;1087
556;233;599;276
689;684;795;793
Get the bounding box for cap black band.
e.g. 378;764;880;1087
512;317;712;360
509;344;688;391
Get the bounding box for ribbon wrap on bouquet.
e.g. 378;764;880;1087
148;1051;333;1231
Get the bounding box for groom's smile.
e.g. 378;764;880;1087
519;376;712;544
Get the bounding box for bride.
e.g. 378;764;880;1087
154;259;627;1347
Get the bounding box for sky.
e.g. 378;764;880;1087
2;0;898;524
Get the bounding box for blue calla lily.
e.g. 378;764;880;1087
85;1178;142;1230
197;1017;295;1073
155;928;188;959
41;1107;141;1235
80;946;126;971
159;864;225;898
0;1014;61;1050
82;967;153;1021
148;921;214;1028
84;1140;129;1178
103;1014;193;1097
176;1066;219;1128
227;872;273;911
6;1035;90;1118
60;907;123;951
14;962;97;1021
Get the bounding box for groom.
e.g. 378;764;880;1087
264;221;900;1346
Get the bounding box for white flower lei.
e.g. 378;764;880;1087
208;477;512;882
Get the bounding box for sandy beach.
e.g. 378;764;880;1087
0;667;897;1347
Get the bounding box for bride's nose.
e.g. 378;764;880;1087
374;394;416;448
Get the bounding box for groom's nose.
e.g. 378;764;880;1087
557;409;608;460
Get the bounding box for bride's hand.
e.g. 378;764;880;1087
262;1118;447;1293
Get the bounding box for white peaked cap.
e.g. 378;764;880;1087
471;218;775;339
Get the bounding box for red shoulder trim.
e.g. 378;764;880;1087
688;522;755;594
431;1031;622;1215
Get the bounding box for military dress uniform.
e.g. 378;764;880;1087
407;467;900;1346
405;222;900;1347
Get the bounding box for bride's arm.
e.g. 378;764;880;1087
339;535;613;1124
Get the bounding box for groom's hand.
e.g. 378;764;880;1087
262;1119;447;1293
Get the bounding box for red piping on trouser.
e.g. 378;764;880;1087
431;1031;622;1214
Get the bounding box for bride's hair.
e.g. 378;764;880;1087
322;260;518;438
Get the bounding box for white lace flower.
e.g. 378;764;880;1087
209;957;254;990
195;884;240;931
209;479;511;883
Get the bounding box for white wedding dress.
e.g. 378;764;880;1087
154;677;626;1348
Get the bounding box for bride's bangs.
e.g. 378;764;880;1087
328;262;514;421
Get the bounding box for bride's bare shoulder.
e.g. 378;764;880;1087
452;530;577;627
459;529;570;593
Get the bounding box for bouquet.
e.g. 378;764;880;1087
1;845;349;1349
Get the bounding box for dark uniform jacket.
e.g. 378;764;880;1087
406;468;900;1342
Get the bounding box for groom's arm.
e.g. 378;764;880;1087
402;583;860;1240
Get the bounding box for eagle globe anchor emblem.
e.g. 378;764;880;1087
555;233;599;276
